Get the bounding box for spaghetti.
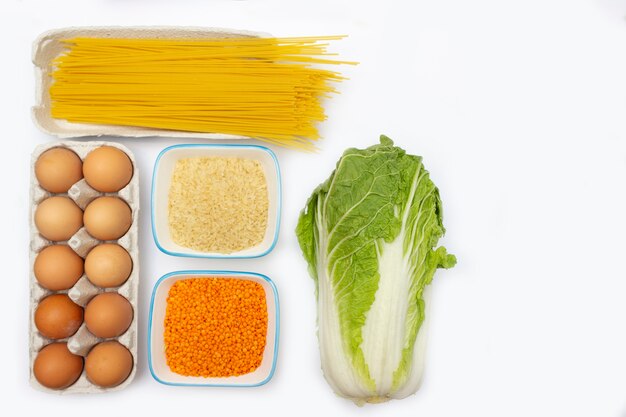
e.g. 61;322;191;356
48;36;355;150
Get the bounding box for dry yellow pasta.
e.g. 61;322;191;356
48;36;356;150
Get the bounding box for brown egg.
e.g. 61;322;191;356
83;197;132;241
35;147;83;193
83;146;133;193
35;294;83;339
85;244;132;288
35;196;83;241
34;245;84;291
33;343;83;389
85;293;133;338
85;341;133;388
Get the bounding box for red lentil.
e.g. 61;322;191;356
164;278;268;377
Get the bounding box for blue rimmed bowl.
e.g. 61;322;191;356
148;270;280;387
151;144;281;258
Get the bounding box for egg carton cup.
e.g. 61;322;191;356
32;26;269;140
29;140;140;394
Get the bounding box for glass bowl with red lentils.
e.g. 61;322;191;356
148;270;279;387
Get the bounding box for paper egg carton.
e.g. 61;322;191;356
29;140;139;394
32;26;267;140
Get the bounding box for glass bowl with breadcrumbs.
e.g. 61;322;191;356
151;144;281;258
148;270;279;387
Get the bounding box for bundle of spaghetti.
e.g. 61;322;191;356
48;36;356;150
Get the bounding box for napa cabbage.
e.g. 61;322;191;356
296;136;456;404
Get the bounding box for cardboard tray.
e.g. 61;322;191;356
29;141;139;394
32;26;267;140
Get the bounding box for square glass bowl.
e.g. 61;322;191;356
148;270;280;387
151;144;281;258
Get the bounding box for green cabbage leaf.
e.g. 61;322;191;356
296;136;456;404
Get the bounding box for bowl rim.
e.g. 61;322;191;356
148;269;280;387
150;143;282;259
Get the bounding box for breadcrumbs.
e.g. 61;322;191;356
164;278;268;377
168;157;268;253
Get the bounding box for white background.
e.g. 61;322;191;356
2;0;626;415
